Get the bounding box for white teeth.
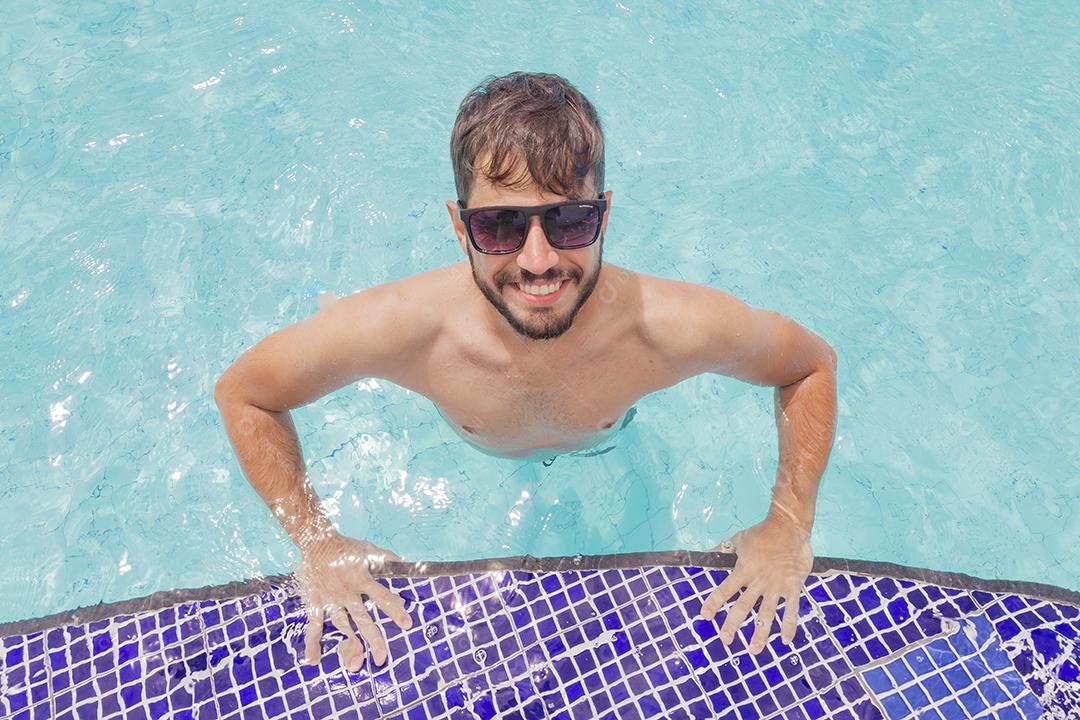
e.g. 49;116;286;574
519;281;563;296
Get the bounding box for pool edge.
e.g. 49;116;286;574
3;550;1077;637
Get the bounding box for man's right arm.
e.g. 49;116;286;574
212;281;431;554
214;280;438;668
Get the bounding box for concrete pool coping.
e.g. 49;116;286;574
3;550;1078;637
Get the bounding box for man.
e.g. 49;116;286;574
214;72;837;674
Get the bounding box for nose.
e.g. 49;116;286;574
515;216;559;275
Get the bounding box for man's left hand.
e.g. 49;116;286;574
699;516;813;654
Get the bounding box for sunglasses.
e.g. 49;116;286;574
458;195;608;254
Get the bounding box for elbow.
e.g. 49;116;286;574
213;373;237;408
811;338;837;377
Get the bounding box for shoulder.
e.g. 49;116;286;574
593;265;695;338
633;272;770;376
367;262;467;309
334;263;463;354
632;270;720;343
635;272;837;385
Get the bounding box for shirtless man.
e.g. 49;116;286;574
214;72;837;673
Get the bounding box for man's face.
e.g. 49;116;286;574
446;171;613;341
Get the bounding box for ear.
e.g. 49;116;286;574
446;199;469;256
600;190;613;236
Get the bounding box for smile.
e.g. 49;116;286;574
512;280;567;304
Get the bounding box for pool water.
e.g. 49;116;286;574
2;0;1078;625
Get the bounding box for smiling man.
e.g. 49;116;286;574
214;71;838;673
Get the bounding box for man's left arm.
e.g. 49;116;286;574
660;282;838;654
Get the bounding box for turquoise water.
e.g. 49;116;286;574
2;1;1078;624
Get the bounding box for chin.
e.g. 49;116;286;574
508;311;572;339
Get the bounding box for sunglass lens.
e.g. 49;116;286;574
546;204;600;248
469;209;526;252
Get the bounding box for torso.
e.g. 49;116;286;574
389;261;687;460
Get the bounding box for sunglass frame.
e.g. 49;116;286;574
457;195;608;254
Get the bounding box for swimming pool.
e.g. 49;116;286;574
2;0;1078;717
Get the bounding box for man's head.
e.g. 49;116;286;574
445;72;611;341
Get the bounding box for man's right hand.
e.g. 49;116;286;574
294;533;413;672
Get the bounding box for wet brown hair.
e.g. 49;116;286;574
450;72;605;206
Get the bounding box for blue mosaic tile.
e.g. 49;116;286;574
1;631;50;720
3;563;1079;719
808;573;982;669
973;591;1080;714
859;612;1045;719
658;568;863;716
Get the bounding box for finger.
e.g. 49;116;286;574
347;600;388;667
364;580;413;629
749;594;779;654
719;589;760;646
304;605;325;665
329;608;366;673
700;570;745;620
337;635;365;674
780;591;801;645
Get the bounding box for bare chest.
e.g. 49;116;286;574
420;329;664;457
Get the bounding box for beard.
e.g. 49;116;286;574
468;239;604;341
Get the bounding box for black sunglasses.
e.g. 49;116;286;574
458;195;608;254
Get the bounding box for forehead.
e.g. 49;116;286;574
468;177;567;207
468;151;595;207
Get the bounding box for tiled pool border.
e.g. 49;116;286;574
5;551;1080;719
3;551;1077;636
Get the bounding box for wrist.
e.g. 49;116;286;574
764;508;813;539
296;523;342;558
767;483;815;534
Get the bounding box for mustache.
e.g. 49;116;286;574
500;271;578;286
